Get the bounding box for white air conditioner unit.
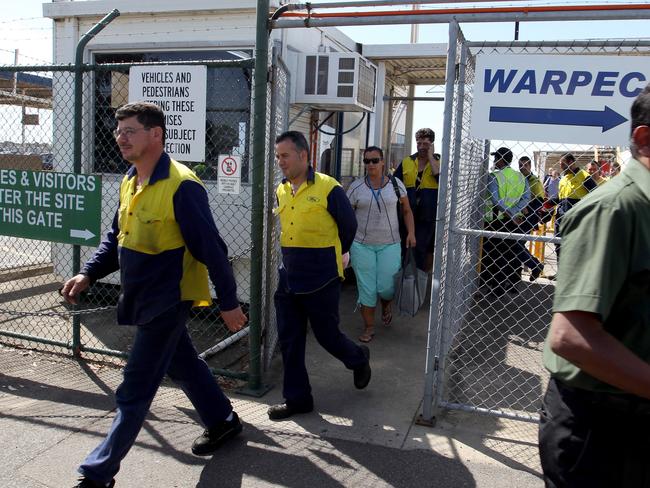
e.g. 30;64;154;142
292;52;377;112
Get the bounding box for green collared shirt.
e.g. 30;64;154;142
543;158;650;393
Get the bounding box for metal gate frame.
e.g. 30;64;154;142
422;22;650;423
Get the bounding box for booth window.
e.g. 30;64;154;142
93;50;252;181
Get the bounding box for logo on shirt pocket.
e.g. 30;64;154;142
306;196;320;203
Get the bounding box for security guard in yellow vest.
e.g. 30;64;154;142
268;131;371;421
482;147;530;296
61;102;247;487
554;153;597;257
394;127;440;270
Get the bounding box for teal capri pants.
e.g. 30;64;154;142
350;241;402;307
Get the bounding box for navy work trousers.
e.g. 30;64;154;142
79;302;232;484
274;277;367;407
412;218;435;271
539;378;650;488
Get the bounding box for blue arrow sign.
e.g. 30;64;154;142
489;105;628;132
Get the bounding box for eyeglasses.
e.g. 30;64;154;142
363;157;382;165
113;127;151;139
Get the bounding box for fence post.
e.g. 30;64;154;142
419;19;459;425
71;9;120;355
241;0;271;395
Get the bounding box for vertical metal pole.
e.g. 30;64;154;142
419;20;459;425
335;112;344;181
386;87;394;167
262;43;280;372
246;0;270;393
447;45;468;226
432;42;468;410
72;9;120;356
12;49;18;95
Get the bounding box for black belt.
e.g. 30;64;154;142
554;378;650;416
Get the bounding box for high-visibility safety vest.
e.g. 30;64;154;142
485;166;526;221
527;173;545;199
118;159;211;307
275;172;344;279
399;154;439;222
559;169;591;200
399;155;439;190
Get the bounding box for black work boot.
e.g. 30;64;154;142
191;411;243;456
353;345;371;389
268;401;314;421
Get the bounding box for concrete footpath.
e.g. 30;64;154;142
0;284;544;488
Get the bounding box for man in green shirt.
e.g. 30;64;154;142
539;85;650;488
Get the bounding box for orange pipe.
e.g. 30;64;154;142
281;3;650;19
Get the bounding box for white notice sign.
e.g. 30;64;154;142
129;65;207;161
470;54;650;146
218;155;241;194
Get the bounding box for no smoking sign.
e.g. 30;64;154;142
220;156;238;176
218;155;241;195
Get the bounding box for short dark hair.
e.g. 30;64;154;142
415;128;435;142
561;153;576;163
276;130;309;154
630;84;650;157
115;102;166;144
491;147;513;164
363;146;384;159
518;155;531;164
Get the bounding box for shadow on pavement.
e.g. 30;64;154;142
197;423;477;488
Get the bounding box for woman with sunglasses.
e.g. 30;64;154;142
345;146;416;342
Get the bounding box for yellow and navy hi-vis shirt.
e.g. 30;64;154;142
275;167;357;294
394;153;439;222
527;173;546;200
81;153;239;325
559;168;595;200
557;168;597;216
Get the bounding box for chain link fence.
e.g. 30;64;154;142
262;47;289;370
0;58;279;384
0;65;77;353
427;31;650;422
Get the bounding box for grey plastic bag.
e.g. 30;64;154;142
394;249;429;316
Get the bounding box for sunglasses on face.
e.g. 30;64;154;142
363;157;382;165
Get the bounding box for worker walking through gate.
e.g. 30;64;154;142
61;102;247;488
269;130;371;421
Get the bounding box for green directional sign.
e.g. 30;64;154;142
0;169;102;246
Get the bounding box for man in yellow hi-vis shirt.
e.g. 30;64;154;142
554;153;597;258
61;102;247;487
269;131;371;421
394;127;440;271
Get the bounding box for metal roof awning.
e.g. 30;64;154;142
362;43;448;86
0;71;53;109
